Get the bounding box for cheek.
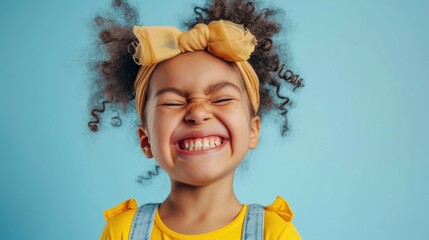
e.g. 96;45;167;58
218;106;252;138
149;110;182;148
147;118;168;160
225;104;253;148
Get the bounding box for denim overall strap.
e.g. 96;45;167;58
129;203;159;240
242;204;264;240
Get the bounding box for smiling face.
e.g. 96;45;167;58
138;51;260;186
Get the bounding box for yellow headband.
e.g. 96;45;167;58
131;20;260;120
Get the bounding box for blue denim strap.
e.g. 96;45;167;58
242;204;264;240
129;203;159;240
129;203;264;240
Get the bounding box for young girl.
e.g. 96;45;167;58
88;0;304;239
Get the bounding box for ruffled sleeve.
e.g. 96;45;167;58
265;196;294;222
264;196;301;240
103;198;138;221
100;199;138;240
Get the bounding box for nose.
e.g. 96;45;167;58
184;100;212;124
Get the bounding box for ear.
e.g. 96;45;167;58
249;116;260;149
138;126;153;158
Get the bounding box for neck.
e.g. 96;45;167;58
159;173;242;221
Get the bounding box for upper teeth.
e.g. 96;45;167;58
180;137;223;151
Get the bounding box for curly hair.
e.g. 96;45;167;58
87;0;304;180
88;0;304;133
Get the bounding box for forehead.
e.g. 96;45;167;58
148;51;245;94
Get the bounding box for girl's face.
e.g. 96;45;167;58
138;51;260;186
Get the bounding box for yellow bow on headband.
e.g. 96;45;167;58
131;20;260;119
132;20;257;66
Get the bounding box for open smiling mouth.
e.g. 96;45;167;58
178;136;224;151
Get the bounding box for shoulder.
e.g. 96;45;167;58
100;198;138;240
263;196;301;240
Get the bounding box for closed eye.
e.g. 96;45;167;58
161;103;185;106
212;98;234;104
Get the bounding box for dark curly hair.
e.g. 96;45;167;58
87;0;304;180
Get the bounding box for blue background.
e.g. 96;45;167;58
1;0;428;239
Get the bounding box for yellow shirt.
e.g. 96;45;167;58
100;196;301;240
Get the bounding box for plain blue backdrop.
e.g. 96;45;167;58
1;0;428;239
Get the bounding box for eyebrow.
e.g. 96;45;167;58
154;87;187;98
154;81;242;98
205;81;242;95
